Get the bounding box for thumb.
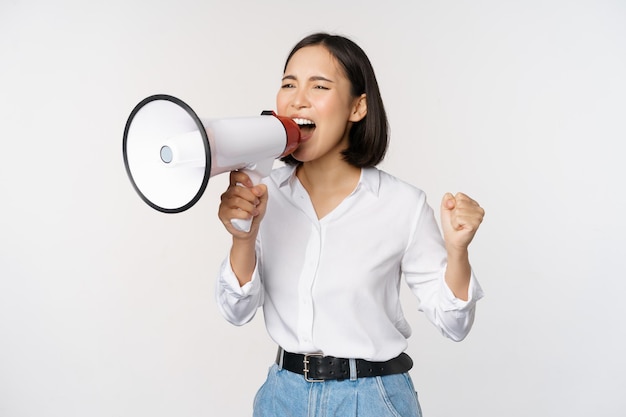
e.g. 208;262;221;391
441;192;455;212
440;193;458;239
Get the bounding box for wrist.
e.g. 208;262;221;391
232;234;257;248
445;244;469;261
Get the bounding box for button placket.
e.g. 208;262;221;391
296;222;321;348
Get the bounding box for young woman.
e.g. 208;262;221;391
216;32;485;417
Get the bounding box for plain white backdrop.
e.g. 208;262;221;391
1;0;625;416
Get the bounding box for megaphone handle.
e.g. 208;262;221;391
230;158;275;233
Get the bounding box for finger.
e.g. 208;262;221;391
220;186;260;218
224;182;267;212
219;202;258;235
441;192;456;211
229;170;253;187
221;184;259;205
250;183;267;198
452;208;484;230
221;191;260;214
454;192;481;207
453;196;485;220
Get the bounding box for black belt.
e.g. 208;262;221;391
276;348;413;382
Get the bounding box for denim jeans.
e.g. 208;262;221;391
253;364;423;417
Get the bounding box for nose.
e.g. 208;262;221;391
292;88;310;109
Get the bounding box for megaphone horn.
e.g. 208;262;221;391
122;94;301;232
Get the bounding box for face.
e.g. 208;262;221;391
276;45;366;164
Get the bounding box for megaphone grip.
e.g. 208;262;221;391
231;217;253;233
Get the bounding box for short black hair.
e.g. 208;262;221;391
280;33;389;168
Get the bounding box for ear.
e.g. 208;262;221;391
349;94;367;122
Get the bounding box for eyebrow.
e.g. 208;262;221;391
282;75;335;83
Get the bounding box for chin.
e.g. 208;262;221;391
290;148;312;163
291;154;308;163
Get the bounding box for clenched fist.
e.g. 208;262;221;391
440;192;484;252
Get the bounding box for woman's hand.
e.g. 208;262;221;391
218;171;268;239
440;192;484;300
440;192;485;252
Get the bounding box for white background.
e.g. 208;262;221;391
1;0;625;416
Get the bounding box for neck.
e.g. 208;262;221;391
297;158;361;192
296;159;361;220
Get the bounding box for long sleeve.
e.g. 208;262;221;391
402;194;484;341
408;265;484;341
215;253;264;326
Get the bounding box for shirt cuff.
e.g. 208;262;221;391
218;254;260;298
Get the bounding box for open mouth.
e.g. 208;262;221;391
293;118;316;136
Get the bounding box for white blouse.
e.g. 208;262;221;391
216;165;484;361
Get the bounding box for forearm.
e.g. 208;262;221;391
444;247;471;301
229;237;257;287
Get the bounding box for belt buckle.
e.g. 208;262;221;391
303;353;324;382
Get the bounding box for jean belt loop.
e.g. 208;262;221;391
349;358;358;381
277;347;284;370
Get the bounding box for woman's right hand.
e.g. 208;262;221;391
218;170;268;239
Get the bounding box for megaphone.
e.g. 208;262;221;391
122;94;301;232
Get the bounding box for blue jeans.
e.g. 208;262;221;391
253;364;423;417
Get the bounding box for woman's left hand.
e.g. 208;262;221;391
440;192;485;252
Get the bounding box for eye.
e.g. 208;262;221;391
281;83;295;89
314;85;330;90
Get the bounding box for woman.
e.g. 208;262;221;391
216;32;485;416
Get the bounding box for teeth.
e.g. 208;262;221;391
293;118;315;126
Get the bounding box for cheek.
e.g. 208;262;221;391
276;91;290;113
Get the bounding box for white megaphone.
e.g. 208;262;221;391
122;94;301;232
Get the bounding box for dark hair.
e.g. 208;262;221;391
280;33;389;168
